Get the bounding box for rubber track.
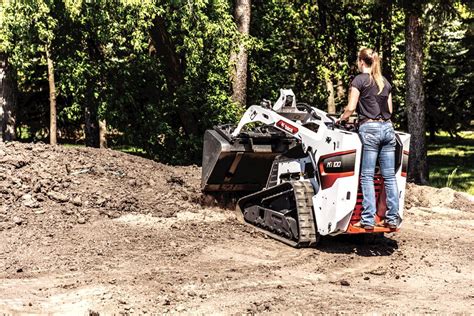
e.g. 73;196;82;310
293;181;319;247
238;180;319;248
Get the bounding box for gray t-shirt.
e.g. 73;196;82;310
351;73;392;122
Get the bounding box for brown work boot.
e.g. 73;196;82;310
385;222;398;229
353;221;374;230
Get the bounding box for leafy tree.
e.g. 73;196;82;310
2;0;242;162
425;3;473;139
2;1;64;144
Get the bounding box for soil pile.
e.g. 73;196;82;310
0;142;203;231
0;142;472;314
405;182;474;212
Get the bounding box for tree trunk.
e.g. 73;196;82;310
99;119;107;149
346;16;358;70
405;12;429;184
429;118;436;142
149;15;198;137
45;45;57;145
0;54;17;142
317;0;327;34
84;105;100;148
84;83;100;148
336;79;345;100
381;0;393;84
375;6;383;53
231;0;251;107
326;77;336;114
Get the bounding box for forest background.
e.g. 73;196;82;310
0;0;472;190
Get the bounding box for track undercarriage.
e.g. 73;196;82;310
236;180;319;247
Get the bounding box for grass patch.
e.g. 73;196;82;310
112;145;149;158
61;143;85;148
428;131;474;195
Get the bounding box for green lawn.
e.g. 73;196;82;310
427;131;474;195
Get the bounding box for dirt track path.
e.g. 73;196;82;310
1;204;473;314
0;143;473;314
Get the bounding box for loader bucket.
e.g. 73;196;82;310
201;127;296;192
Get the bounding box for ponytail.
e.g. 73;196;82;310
371;52;384;94
358;48;385;94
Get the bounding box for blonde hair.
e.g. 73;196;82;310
358;48;384;94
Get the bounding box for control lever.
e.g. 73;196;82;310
296;103;321;120
326;113;336;130
261;99;272;108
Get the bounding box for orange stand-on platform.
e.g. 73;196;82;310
347;174;399;234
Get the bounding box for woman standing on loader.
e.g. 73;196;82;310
337;48;399;230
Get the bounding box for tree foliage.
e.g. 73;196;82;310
425;4;473;138
1;0;472;167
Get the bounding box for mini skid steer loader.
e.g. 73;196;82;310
201;89;410;247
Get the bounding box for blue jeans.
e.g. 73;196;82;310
359;122;399;226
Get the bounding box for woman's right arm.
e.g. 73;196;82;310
388;92;393;114
339;87;360;122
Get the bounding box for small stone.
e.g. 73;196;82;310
63;209;74;215
22;193;32;200
71;196;82;206
77;217;86;224
22;194;40;208
363;276;370;281
340;280;350;286
264;303;272;311
13;216;23;225
109;212;121;219
188;291;197;297
95;198;107;206
88;209;99;216
118;299;127;304
369;269;387;276
47;191;69;203
16;268;23;273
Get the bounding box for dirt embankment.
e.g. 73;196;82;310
0;142;473;314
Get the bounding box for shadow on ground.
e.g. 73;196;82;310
317;233;398;257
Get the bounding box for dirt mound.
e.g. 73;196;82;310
0;142;203;231
405;182;474;211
